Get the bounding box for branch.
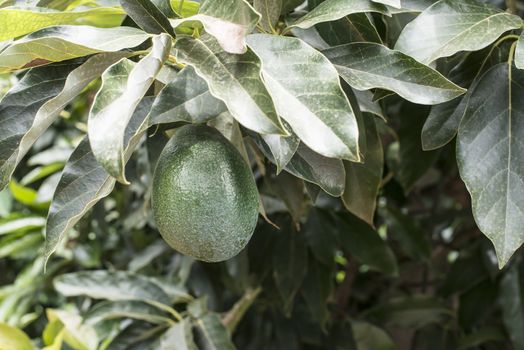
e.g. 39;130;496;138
507;0;517;14
222;286;262;334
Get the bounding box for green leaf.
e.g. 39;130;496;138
171;0;260;54
266;171;306;223
285;144;346;197
0;216;45;235
301;255;333;328
44;98;152;262
352;321;396;350
0;323;33;350
382;205;431;261
120;0;175;36
323;42;465;105
46;309;99;350
174;34;285;135
85;301;171;325
254;0;281;33
457;62;524;267
342;116;383;226
515;32;524;70
394;0;522;64
261;132;299;173
0;53;128;190
247;34;360;161
288;0;389;30
0;25;150;72
273;228;308;315
364;295;451;329
149;66;226;125
0;232;43;258
170;0;199;17
0;6;125;41
194;313;235;350
421;98;465;151
393;104;440;192
336;213;398;276
160;319;197;350
54;270;172;306
500;259;524;349
88;34;171;183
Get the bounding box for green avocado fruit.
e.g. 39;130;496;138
151;125;259;262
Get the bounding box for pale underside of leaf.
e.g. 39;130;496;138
394;0;522;64
515;32;524;70
289;0;390;30
247;34;360;161
174;34;285;135
88;34;171;183
0;25;151;72
457;63;524;268
323;42;466;105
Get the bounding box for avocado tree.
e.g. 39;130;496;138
2;0;524;348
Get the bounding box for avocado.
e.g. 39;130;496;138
151;125;259;262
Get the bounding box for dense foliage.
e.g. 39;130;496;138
2;0;524;348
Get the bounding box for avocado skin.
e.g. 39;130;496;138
151;125;259;262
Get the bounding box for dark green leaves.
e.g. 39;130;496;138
120;0;176;36
457;63;524;267
323;42;466;105
395;0;522;64
174;34;285;135
247;34;360;161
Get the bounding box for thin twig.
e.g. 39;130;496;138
222;286;262;334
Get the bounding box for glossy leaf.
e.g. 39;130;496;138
149;66;226;125
0;53;127;190
0;25;150;72
247;34;360;161
171;0;260;54
174;34;285;135
288;0;389;29
342;116;383;225
352;321;396;350
120;0;175;36
88;34;171;183
395;0;522;64
44;98;153;262
285;144;346;197
323;42;465;105
0;6;125;41
194;313;235;350
457;63;524;267
54;270;171;306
